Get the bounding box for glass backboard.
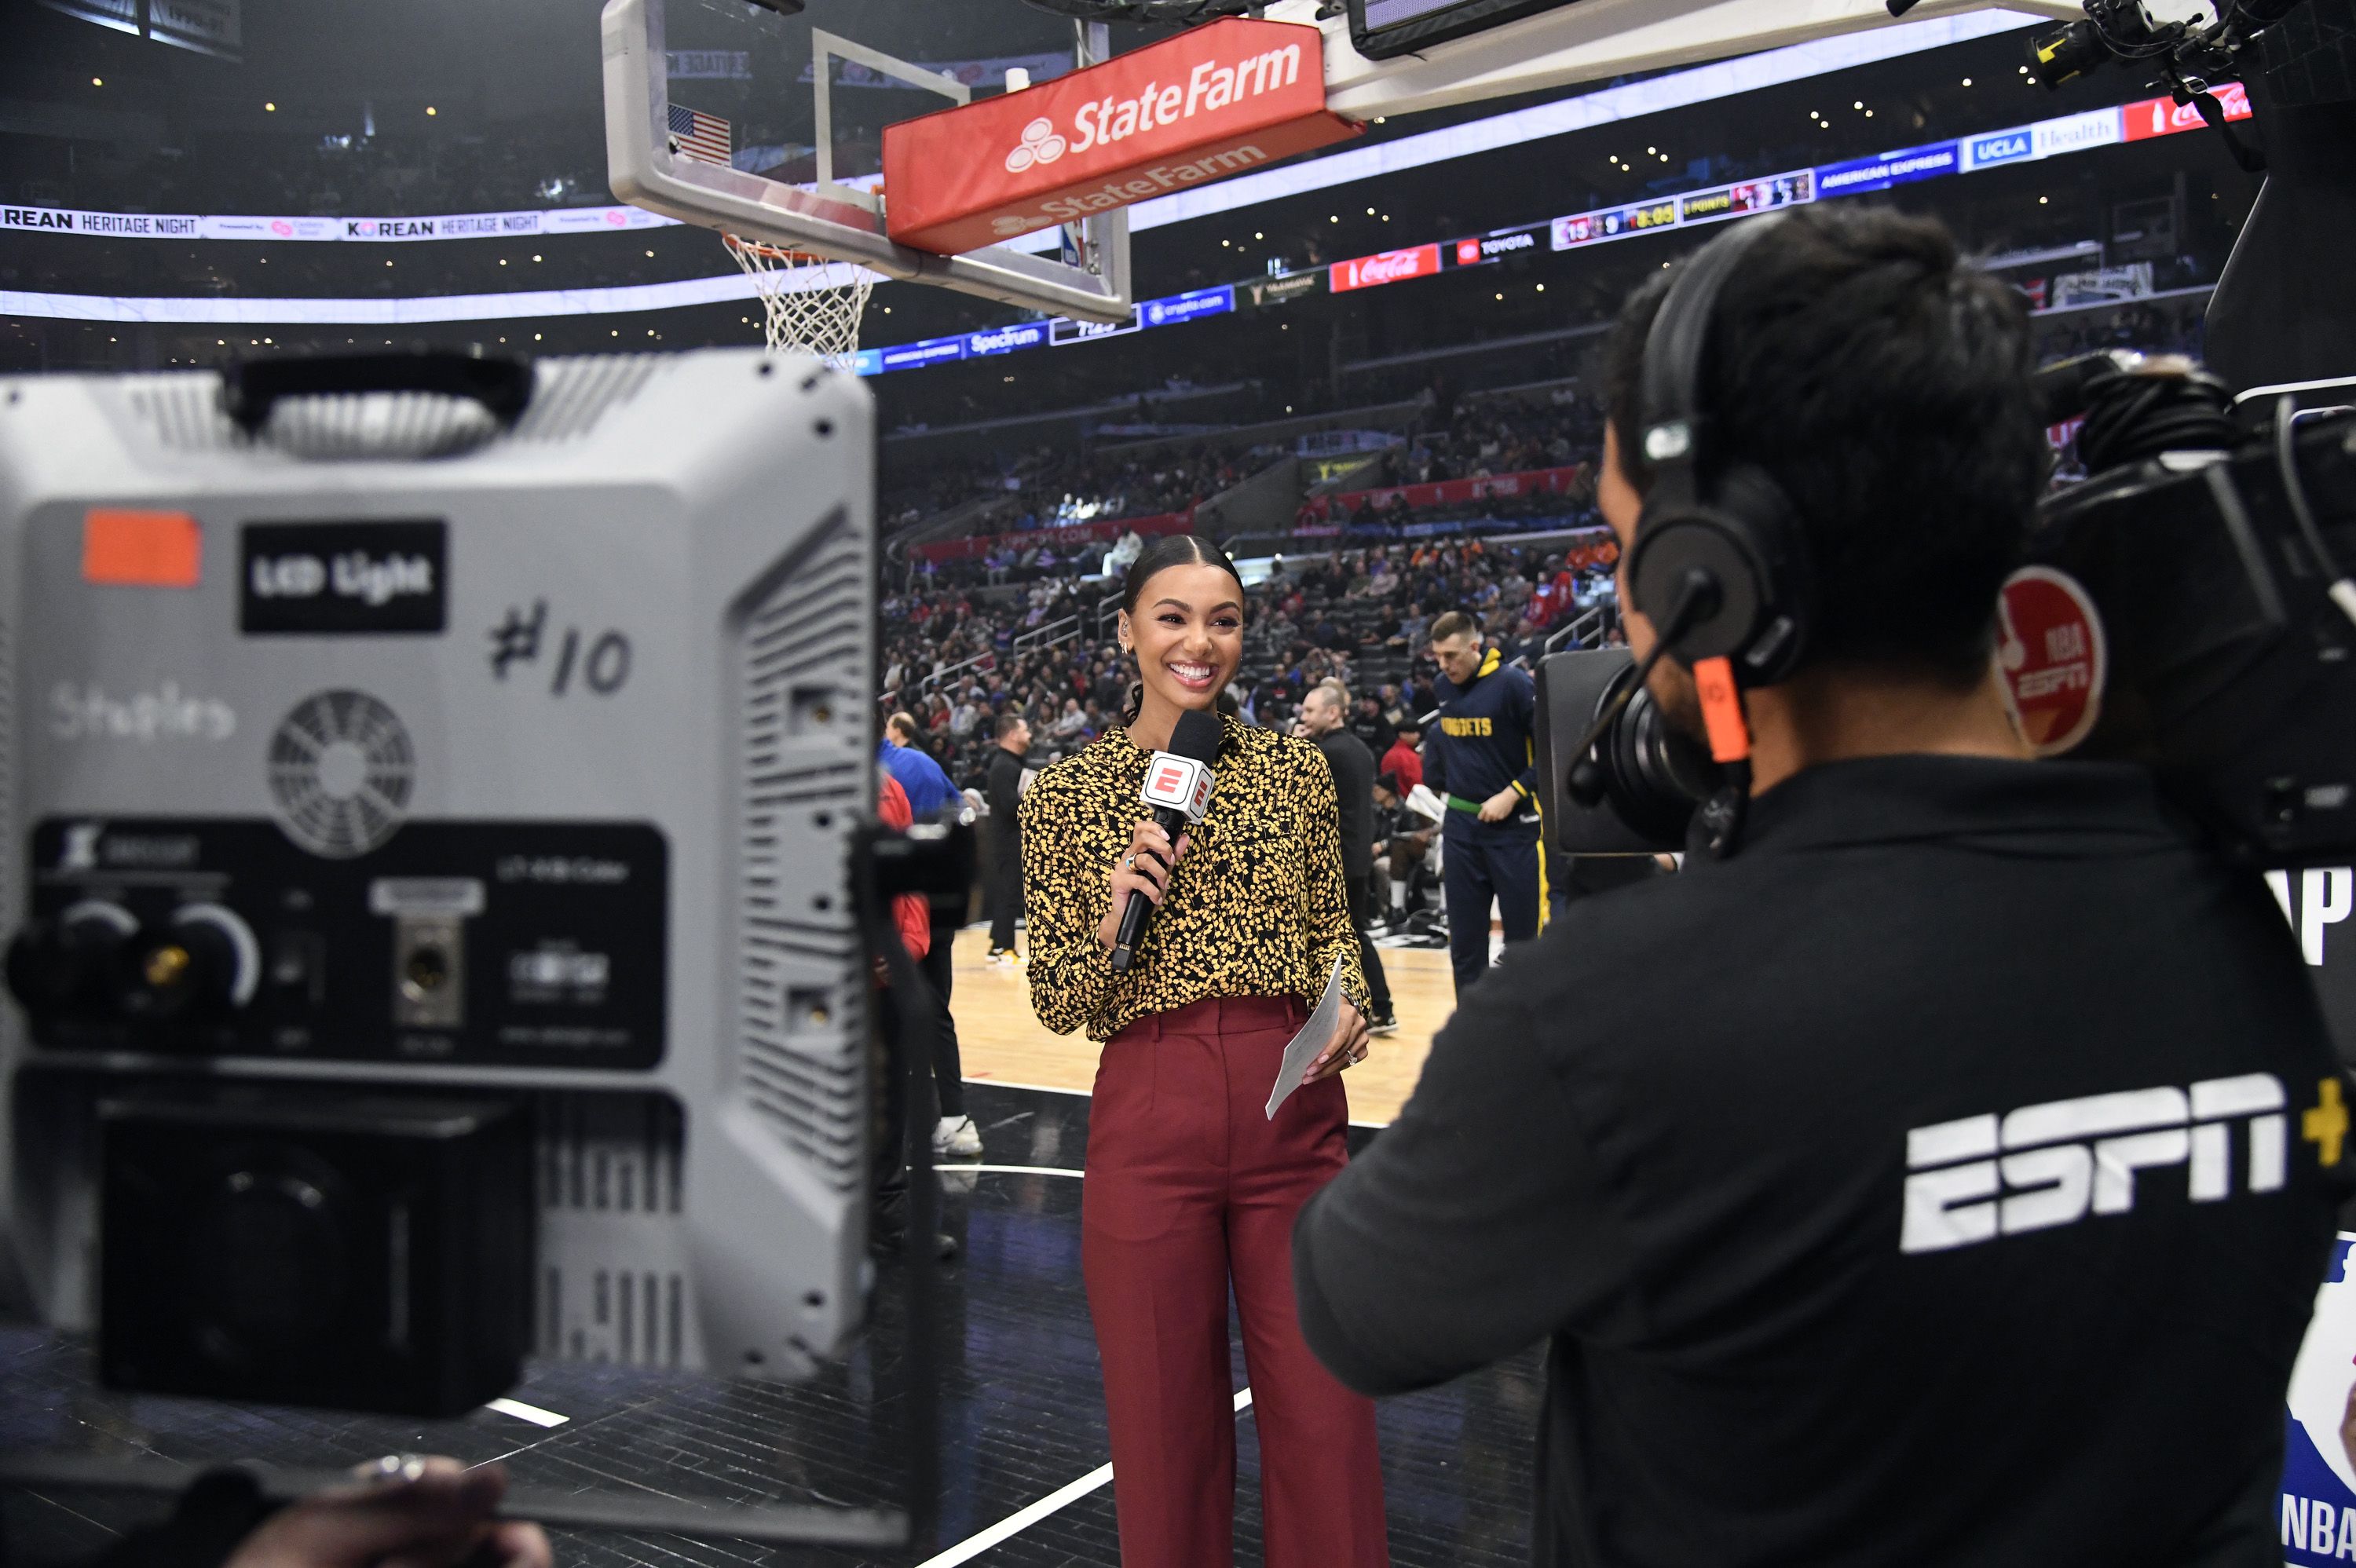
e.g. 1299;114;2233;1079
603;0;1133;323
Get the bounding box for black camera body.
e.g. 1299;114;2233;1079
2011;391;2356;864
1535;649;1718;859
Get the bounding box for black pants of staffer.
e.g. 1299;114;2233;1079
1346;876;1392;1018
988;852;1022;953
916;917;966;1120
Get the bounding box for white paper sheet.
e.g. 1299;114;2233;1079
1266;955;1347;1120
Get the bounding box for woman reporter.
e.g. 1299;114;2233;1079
1019;535;1389;1568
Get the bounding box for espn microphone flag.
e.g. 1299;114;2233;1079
882;18;1360;257
667;104;732;170
1110;708;1224;973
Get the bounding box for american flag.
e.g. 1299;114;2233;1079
668;103;732;169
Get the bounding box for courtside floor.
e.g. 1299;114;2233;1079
949;927;1465;1128
1;932;1539;1567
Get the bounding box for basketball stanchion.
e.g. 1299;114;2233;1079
723;232;877;367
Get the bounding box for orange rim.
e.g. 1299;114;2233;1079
724;234;832;266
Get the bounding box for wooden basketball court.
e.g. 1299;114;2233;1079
947;926;1460;1125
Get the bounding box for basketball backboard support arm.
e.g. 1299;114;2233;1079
1266;0;2082;119
602;0;1134;323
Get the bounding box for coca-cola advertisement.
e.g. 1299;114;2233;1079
2121;80;2251;142
1329;243;1443;294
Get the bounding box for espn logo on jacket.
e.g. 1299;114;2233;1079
1140;755;1214;823
1899;1074;2335;1253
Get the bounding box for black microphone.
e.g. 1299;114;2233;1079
1110;708;1222;974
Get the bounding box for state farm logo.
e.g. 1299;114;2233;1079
1006;117;1069;174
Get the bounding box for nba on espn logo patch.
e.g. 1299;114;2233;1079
1901;1075;2290;1253
1141;755;1213;821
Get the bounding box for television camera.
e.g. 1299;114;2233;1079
1539;361;2356;871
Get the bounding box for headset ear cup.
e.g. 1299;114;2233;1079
1628;504;1765;666
1711;464;1815;682
1627;469;1814;680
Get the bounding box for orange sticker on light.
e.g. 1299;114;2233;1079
83;510;202;588
1692;656;1752;764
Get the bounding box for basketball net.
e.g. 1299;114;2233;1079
724;234;875;370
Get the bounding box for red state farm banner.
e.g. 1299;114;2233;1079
883;19;1359;257
1306;462;1593;520
2122;81;2252;141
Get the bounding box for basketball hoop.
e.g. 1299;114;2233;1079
724;233;876;370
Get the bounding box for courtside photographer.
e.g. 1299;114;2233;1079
1293;203;2354;1563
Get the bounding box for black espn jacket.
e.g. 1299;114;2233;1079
1293;755;2350;1566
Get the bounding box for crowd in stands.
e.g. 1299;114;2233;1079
879;538;1619;791
881;439;1285;543
873;288;2216;799
1365;388;1602;488
2029;294;2208;365
885;383;1606;557
877;286;2201;571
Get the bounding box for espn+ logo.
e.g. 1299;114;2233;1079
1901;1074;2290;1254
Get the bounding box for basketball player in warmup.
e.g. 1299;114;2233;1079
1423;610;1545;992
1019;535;1389;1568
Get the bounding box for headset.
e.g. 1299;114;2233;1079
1565;214;1816;854
1624;213;1819;690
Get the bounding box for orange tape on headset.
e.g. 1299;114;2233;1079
1692;656;1752;764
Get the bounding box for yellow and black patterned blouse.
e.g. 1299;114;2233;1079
1019;713;1370;1042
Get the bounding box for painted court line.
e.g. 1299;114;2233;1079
938;1164;1086;1179
961;1076;1087;1098
915;1388;1254;1567
484;1397;569;1428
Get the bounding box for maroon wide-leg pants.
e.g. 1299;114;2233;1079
1083;994;1389;1568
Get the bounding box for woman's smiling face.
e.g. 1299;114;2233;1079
1123;561;1245;715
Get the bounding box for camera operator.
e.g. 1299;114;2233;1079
1292;205;2352;1563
